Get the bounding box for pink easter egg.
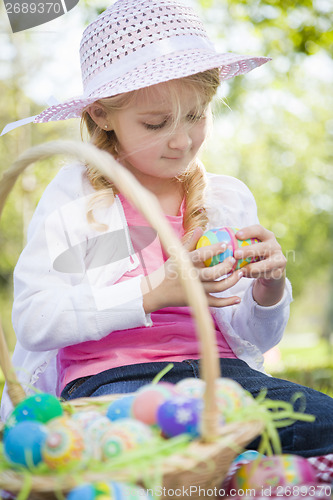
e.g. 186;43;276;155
132;383;177;425
231;455;316;491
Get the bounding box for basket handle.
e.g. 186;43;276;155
0;140;221;441
0;322;26;406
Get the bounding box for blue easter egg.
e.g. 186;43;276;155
106;396;135;421
109;481;153;499
157;396;203;438
67;484;95;500
4;421;47;467
233;450;264;466
67;481;154;499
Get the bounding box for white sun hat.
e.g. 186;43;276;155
35;0;271;123
2;0;271;133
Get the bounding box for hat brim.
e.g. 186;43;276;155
34;51;270;123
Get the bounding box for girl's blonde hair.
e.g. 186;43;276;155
81;68;220;240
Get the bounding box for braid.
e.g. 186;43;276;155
81;111;120;193
181;161;209;243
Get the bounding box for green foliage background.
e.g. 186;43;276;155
0;0;332;359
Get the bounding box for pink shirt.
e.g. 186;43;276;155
58;194;236;391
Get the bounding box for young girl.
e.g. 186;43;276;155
2;0;333;458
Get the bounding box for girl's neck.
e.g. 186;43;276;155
153;179;185;216
133;172;185;216
114;153;185;215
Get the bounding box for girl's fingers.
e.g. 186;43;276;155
234;241;278;261
234;241;263;260
200;257;239;282
202;268;243;293
191;241;228;267
235;224;273;242
207;295;241;308
241;254;287;279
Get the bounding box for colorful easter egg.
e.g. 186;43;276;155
71;411;109;460
100;418;153;460
42;417;86;468
196;227;260;270
157;396;203;438
232;450;264;467
67;483;95;500
109;418;153;442
100;431;126;460
84;415;113;444
231;454;316;491
4;421;47;467
71;410;102;430
215;378;252;417
67;481;153;500
106;396;135;421
5;393;63;433
132;383;177;426
176;378;205;399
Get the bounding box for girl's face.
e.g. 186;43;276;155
101;83;209;185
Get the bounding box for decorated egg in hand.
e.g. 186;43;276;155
4;420;47;467
157;396;203;438
231;454;316;491
196;227;260;270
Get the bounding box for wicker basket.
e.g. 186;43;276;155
0;141;263;499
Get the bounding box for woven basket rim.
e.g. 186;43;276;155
0;420;264;494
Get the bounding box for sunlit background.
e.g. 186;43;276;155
0;0;332;393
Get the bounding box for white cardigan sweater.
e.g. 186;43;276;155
1;163;292;420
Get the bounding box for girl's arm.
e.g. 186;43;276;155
13;165;151;353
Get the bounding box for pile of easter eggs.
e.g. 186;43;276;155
3;377;252;471
2;379;320;500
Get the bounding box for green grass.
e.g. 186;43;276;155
270;340;333;397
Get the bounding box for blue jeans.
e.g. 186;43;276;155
61;358;333;457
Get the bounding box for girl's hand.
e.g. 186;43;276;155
141;228;243;313
234;225;287;306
